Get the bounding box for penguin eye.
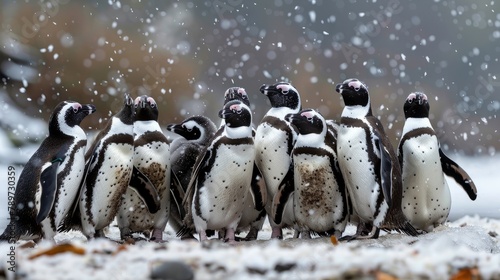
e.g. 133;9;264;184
73;108;79;113
307;117;314;123
408;99;414;104
150;103;157;108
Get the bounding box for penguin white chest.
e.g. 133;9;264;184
197;143;254;229
255;124;291;192
92;143;134;227
337;125;382;221
401;134;450;231
293;153;340;231
53;143;87;225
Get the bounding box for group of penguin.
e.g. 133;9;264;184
0;78;478;244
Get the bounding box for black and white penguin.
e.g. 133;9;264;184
167;116;217;239
335;78;418;240
183;100;256;242
116;95;170;242
398;92;477;232
0;101;95;242
221;87;267;241
255;82;301;239
273;109;348;239
79;94;159;239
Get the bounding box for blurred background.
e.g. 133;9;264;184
0;0;498;163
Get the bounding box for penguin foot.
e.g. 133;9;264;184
150;229;165;243
339;224;380;241
271;227;283;239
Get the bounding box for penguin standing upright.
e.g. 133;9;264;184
255;82;301;239
221;87;267;241
273;109;348;238
167;116;217;239
79;94;159;239
398;92;477;232
335;78;418;240
117;95;170;242
0;101;95;242
183;100;256;243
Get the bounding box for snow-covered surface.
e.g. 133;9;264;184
0;216;498;279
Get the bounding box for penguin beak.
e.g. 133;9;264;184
260;84;278;96
124;94;133;106
166;123;181;133
83;104;96;115
218;108;228;119
140;96;148;108
335;83;343;94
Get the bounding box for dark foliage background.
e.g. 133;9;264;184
1;0;498;157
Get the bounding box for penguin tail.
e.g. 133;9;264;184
0;222;20;243
382;211;419;237
58;205;83;233
176;212;196;238
398;220;419;237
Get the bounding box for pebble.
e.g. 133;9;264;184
150;261;194;280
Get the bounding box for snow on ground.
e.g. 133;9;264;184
1;216;499;279
0;154;499;279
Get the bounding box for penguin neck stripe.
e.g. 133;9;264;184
398;127;436;156
134;131;169;147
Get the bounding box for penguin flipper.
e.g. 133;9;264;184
129;167;161;213
37;157;64;224
249;164;267;212
439;148;477;200
271;165;294;225
375;132;393;206
170;171;185;219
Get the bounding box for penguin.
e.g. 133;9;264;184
0;101;95;242
335;78;418;240
167;116;217;239
255;82;301;239
398;92;477;232
221;86;267;241
183;100;256;243
116;95;170;242
79;94;159;239
273;109;348;239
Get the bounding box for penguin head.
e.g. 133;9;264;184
224;87;250;107
285;109;325;136
218;100;252;128
259;82;301;111
134;95;159;121
335;78;370;108
115;93;135;125
49;101;96;136
404;92;430;119
167;116;216;142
